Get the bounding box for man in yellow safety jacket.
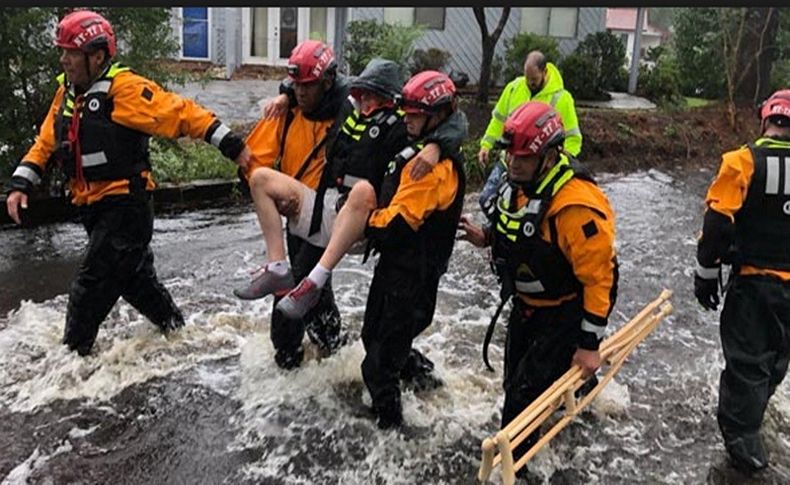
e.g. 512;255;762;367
478;50;582;215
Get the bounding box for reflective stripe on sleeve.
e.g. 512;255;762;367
695;263;719;280
210;124;231;147
515;280;545;293
12;165;41;185
581;318;606;339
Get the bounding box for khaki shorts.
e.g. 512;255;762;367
287;186;341;248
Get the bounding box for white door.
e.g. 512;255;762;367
242;8;335;65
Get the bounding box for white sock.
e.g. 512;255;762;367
267;260;289;275
308;264;331;288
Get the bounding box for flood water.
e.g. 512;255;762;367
1;168;788;484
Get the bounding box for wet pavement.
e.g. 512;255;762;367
577;92;657;110
1;167;789;484
170;79;282;125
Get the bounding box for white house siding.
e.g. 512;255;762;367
349;7;605;84
170;8;605;83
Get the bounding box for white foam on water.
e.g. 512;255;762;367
591;378;631;417
0;297;260;412
232;316;506;484
2;441;72;485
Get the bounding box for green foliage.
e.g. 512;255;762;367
343;19;424;76
672;8;726;98
410;47;451;73
637;46;683;109
461;138;486;187
560;53;607;101
0;8;61;183
502;32;560;81
574;31;629;93
490;54;504;87
771;9;790;92
344;20;383;75
0;7;181;185
150;138;238;184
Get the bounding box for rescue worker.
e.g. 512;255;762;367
694;89;790;474
4;10;249;356
236;39;346;370
458;102;617;461
478;51;582;215
237;46;463;370
343;71;465;429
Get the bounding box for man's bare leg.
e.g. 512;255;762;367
234;167;306;300
248;166;306;261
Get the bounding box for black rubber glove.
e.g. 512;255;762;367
694;273;720;311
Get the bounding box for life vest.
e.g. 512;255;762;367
735;142;790;269
326;105;404;193
487;156;600;300
376;142;466;275
54;63;150;182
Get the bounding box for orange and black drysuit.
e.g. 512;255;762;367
243;75;349;369
695;137;790;461
6;62;244;355
360;136;466;426
483;155;617;456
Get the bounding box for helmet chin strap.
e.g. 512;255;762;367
79;51;110;91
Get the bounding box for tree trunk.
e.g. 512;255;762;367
473;7;511;104
478;39;494;102
734;7;779;103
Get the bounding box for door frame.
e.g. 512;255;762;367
178;7;212;61
241;7;336;65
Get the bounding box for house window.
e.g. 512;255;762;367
250;7;268;58
384;8;414;26
309;7;328;41
384;8;445;30
182;7;209;59
521;8;578;38
415;8;445;30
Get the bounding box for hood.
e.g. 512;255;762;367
350;58;404;101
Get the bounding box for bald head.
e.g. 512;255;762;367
524;50;548;93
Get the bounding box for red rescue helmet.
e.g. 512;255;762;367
287;40;337;83
500;102;565;157
400;70;456;114
55;10;116;58
760;89;790;130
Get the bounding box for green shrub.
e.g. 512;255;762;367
672;8;726;98
574;31;629;93
410;47;451;73
637;46;683;109
490;54;505;87
560;53;608;101
150;137;238;184
502;32;561;81
343;19;424;76
461;138;486;187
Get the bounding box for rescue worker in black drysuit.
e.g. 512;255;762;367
5;10;249;356
360;71;466;429
694;88;790;474
458;102;618;464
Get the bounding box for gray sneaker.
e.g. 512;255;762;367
233;265;294;300
275;278;322;319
